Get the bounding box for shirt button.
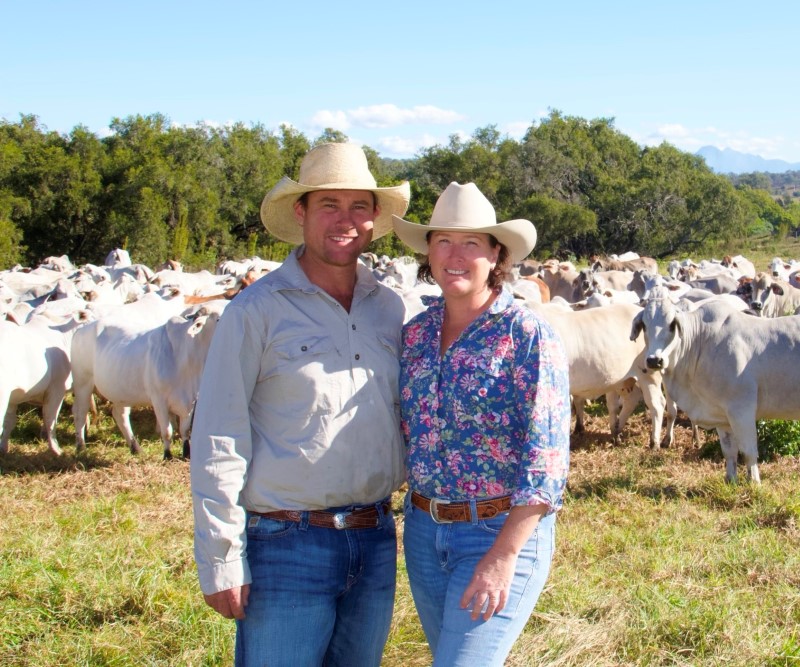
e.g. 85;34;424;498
352;324;356;330
301;345;308;352
355;354;360;360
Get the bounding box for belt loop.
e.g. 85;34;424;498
469;498;479;525
299;511;310;532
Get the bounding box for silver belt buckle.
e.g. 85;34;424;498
429;498;452;524
333;512;349;530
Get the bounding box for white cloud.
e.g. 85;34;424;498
309;104;464;131
503;121;531;140
373;133;447;157
309;109;351;131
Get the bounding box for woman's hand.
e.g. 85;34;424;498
460;551;518;620
460;503;548;621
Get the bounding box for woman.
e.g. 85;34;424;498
392;182;571;666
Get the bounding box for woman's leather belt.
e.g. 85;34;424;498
250;501;391;530
411;491;512;524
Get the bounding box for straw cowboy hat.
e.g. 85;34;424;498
260;142;411;245
392;182;537;263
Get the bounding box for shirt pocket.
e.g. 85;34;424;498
273;336;336;372
268;336;338;410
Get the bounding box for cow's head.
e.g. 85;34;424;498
748;272;783;317
630;286;683;372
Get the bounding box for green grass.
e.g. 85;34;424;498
3;406;800;666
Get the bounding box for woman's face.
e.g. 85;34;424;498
427;231;500;299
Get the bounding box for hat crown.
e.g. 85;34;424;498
297;142;378;189
430;182;498;230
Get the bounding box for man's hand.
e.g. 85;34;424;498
203;584;250;619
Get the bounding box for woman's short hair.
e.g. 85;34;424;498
417;233;512;288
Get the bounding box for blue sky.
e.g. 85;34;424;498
3;0;799;162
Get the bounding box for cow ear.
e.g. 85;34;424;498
630;312;644;341
771;283;785;295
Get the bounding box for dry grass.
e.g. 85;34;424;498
3;406;800;665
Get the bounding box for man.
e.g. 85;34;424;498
190;142;411;667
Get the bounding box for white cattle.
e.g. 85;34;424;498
538;260;580;302
631;285;800;483
747;272;800;318
573;288;641;309
768;257;795;281
572;268;635;302
71;310;222;459
105;248;132;268
530;302;670;446
591;254;659;274
39;255;76;273
721;254;756;279
148;268;234;296
0;311;92;455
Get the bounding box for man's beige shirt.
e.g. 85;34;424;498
191;248;405;595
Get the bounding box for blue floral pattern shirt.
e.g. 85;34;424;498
400;287;571;512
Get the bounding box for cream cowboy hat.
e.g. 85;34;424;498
260;142;411;244
392;182;537;263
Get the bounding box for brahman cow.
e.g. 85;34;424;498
530;302;671;447
747;272;800;318
71;310;222;459
631;285;800;483
0;311;92;455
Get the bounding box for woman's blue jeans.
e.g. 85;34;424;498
235;503;396;667
402;491;556;667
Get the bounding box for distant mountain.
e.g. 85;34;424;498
696;146;800;174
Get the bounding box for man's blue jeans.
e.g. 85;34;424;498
235;503;396;667
402;492;556;667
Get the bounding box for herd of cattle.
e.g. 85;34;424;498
3;248;800;483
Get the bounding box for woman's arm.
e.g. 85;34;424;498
460;503;549;620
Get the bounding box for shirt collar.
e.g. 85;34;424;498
268;246;380;300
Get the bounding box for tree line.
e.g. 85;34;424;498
2;110;799;270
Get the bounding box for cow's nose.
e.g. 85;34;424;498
752;302;762;310
646;356;663;370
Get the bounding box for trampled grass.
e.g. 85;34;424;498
2;406;800;666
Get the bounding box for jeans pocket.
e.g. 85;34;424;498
477;513;508;535
246;515;296;540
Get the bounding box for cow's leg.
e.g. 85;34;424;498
691;423;702;448
728;418;760;484
637;373;666;449
111;404;142;455
71;381;94;453
178;410;192;460
716;428;738;483
572;396;586;434
40;389;65;456
616;380;643;441
605;391;622;443
151;401;175;460
0;396;14;454
661;390;678;448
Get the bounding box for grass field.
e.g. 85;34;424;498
3;404;800;666
4;240;800;665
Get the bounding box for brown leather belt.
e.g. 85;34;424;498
411;491;511;524
250;501;391;530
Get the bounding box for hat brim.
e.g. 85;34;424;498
392;216;537;264
261;178;411;245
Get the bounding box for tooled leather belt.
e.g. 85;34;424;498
410;491;511;523
249;500;391;530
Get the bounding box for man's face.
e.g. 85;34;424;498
294;190;378;268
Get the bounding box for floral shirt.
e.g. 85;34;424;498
400;286;571;512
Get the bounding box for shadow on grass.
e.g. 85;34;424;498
0;446;118;476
